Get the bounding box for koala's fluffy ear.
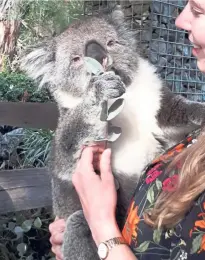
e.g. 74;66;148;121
20;40;56;89
111;5;125;26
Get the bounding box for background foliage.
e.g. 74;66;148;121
0;72;51;102
0;1;84;259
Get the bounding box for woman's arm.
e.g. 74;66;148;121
90;219;137;260
72;146;137;260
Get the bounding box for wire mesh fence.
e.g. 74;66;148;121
83;0;205;102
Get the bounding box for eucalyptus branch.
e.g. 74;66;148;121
84;57;124;149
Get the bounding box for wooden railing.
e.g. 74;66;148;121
0;101;59;214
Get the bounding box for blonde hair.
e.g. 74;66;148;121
144;132;205;229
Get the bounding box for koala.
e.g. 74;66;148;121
21;5;205;260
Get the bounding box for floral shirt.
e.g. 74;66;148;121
122;129;205;260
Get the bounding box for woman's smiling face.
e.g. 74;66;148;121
175;0;205;73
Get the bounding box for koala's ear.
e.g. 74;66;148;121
20;40;56;89
111;5;125;25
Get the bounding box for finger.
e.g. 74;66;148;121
100;148;113;181
78;146;95;171
56;257;63;260
51;246;63;260
49;219;66;233
50;232;64;245
78;146;103;173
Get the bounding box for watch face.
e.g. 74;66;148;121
98;243;108;259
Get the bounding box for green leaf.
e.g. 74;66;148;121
107;98;125;121
17;243;27;257
153;229;162;244
21;220;33;232
190;234;203;254
155;179;162;190
34;217;42;229
147;185;155;204
8;222;16;231
84;57;104;75
135;241;150;252
14;226;24;239
100;100;108;121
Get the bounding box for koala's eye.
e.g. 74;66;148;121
72;56;81;62
107;40;115;47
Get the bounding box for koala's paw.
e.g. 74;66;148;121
90;71;126;101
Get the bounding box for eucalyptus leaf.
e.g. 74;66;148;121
108;126;122;142
17;243;27;257
107;98;125;121
84;57;104;75
100;100;108;121
34;217;42;229
21;220;33;232
14;226;24;239
8;222;16;231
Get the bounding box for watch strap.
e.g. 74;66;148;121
105;236;127;250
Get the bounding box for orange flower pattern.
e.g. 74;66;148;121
122;200;140;245
189;202;205;254
121;128;205;259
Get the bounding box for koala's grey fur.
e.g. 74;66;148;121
21;5;205;260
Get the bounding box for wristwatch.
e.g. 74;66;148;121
97;237;127;259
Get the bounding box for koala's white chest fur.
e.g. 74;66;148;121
110;58;164;180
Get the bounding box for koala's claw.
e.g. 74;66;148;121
91;71;126;100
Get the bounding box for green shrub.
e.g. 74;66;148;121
18;0;84;47
0;72;52;102
0;208;54;260
19;129;54;168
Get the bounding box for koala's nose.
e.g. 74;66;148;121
85;41;107;65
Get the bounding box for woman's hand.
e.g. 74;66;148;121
49;217;65;260
72;146;121;245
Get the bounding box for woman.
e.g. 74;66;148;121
49;0;205;259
